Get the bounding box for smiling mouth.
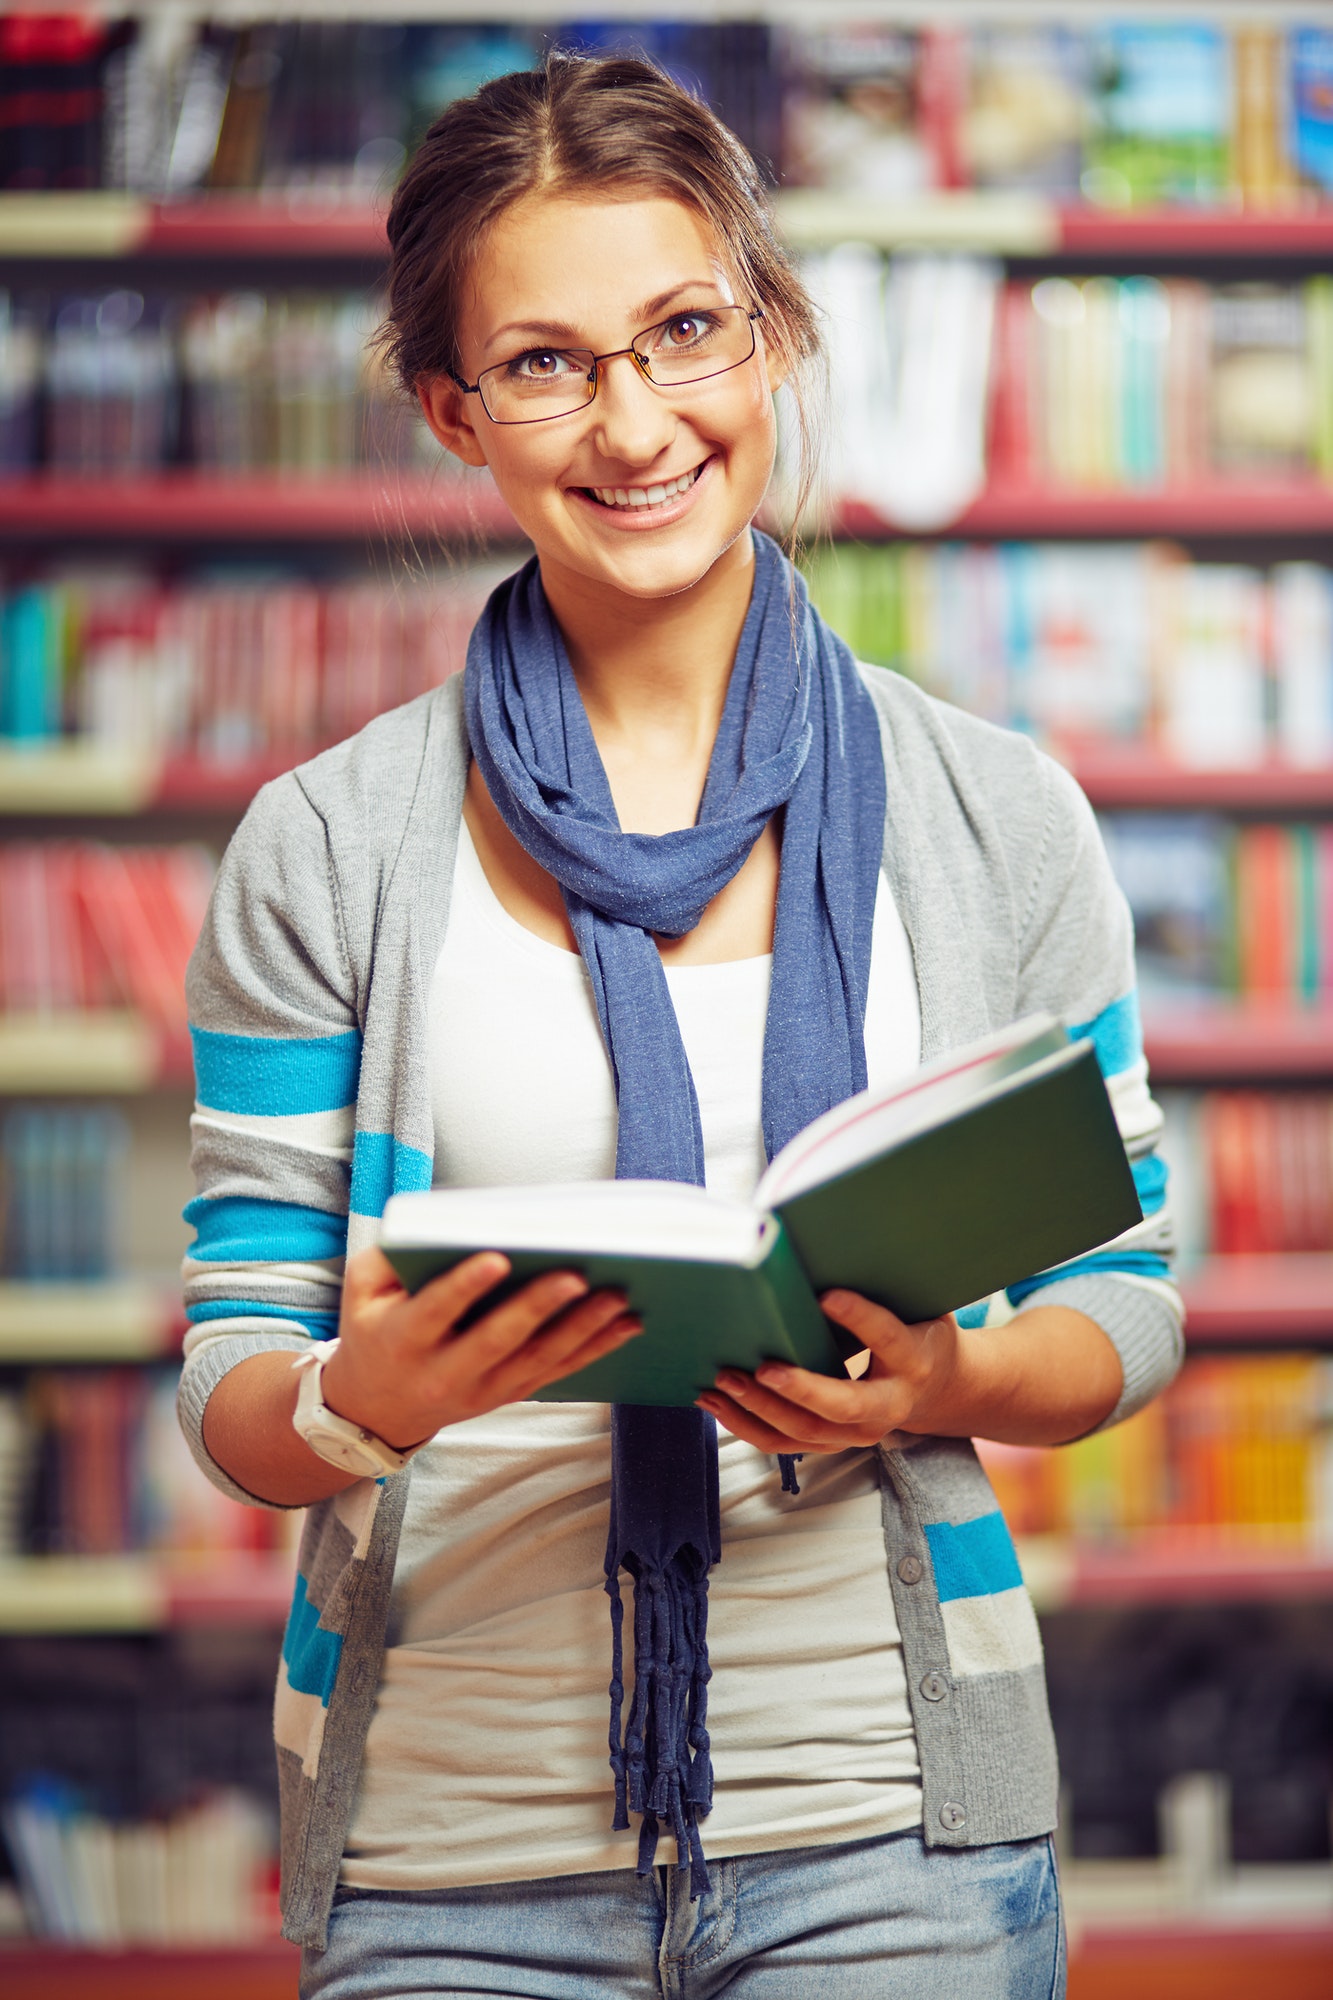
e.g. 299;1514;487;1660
583;462;705;511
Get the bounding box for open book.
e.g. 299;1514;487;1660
380;1015;1142;1408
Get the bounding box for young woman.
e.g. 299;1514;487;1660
180;54;1181;2000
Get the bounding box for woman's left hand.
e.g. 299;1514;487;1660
696;1289;961;1454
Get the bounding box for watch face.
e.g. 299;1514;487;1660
307;1419;384;1477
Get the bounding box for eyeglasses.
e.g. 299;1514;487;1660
451;305;763;426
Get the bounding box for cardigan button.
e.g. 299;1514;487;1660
939;1801;967;1832
897;1555;924;1584
919;1671;950;1703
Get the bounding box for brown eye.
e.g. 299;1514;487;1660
666;316;707;346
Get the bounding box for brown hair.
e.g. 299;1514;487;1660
380;50;824;527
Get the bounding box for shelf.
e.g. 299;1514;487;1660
1068;1922;1333;2000
1019;1535;1333;1612
1065;746;1333;812
839;477;1333;541
0;475;519;543
0;749;307;817
1181;1257;1333;1346
778;190;1333;262
0;1281;181;1362
0;1553;292;1633
1142;1002;1333;1081
0;1943;297;2000
0;1014;189;1093
7;193;1333;268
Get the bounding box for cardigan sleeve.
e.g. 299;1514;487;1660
176;773;359;1506
989;748;1185;1429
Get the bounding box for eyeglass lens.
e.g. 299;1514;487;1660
477;305;756;424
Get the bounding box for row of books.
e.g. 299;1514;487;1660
0;841;214;1035
1;1107;126;1281
0;1367;289;1559
8;16;1333;209
1160;1089;1333;1261
803;543;1333;770
990;276;1333;488
1;15;778;197
978;1354;1333;1545
2;1779;275;1945
0;568;496;756
0;288;431;477
1101;816;1333;1003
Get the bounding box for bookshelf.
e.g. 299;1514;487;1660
0;1281;179;1362
0;1553;292;1634
4;16;1333;1976
10;191;1333;269
0;1016;190;1093
0;475;519;544
1142;1005;1333;1082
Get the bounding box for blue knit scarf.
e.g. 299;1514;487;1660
464;529;886;1894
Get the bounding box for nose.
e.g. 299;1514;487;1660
586;348;676;466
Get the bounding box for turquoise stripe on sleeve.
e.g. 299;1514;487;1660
1132;1153;1168;1216
183;1194;347;1265
1069;990;1141;1080
185;1299;339;1338
350;1130;433;1219
190;1026;361;1117
282;1572;343;1703
924;1510;1024;1603
1007;1249;1172;1308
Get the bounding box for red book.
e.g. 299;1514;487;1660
1235;824;1295;997
917;26;966;189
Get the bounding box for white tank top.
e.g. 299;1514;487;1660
342;823;925;1890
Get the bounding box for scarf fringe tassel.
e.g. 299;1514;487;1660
605;1558;714;1900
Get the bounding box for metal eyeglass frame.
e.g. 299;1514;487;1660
449;306;764;425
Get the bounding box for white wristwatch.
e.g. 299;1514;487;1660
291;1341;424;1478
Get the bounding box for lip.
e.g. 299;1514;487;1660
567;456;713;532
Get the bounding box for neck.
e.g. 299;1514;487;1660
538;531;757;765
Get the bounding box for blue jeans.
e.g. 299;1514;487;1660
303;1830;1065;1999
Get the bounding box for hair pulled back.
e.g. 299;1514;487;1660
381;51;824;519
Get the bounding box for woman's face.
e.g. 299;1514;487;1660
420;191;784;605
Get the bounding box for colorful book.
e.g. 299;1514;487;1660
381;1016;1141;1409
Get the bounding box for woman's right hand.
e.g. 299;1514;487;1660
319;1247;641;1450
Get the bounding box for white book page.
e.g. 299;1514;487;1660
755;1014;1072;1208
381;1182;774;1267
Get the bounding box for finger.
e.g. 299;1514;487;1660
514;1310;644;1396
456;1268;598;1368
695;1389;821;1457
819;1288;917;1356
749;1361;880;1426
712;1369;854;1448
401;1251;515;1342
476;1287;631;1385
342;1245;412;1305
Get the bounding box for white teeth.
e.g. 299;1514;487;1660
590;466;700;509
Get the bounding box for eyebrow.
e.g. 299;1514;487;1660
482;280;731;357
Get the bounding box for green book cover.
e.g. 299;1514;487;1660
380;1018;1143;1409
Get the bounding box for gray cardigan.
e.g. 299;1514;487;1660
178;665;1181;1949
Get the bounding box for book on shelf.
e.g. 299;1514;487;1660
0;840;213;1035
0;566;501;765
978;1351;1333;1546
0;1364;289;1560
1099;815;1333;1004
1157;1087;1333;1259
801;541;1333;777
2;1777;275;1945
381;1015;1140;1409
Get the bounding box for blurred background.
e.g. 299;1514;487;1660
2;4;1333;1996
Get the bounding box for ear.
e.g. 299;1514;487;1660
764;340;788;398
417;375;489;469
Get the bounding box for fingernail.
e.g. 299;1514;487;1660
756;1364;789;1387
717;1372;748;1399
